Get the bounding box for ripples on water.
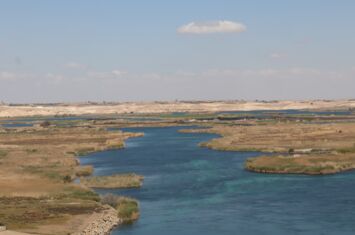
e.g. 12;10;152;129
80;126;355;235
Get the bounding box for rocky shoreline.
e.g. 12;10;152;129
73;205;122;235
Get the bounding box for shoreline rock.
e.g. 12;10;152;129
73;205;122;235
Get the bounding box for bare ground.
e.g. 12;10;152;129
1;100;355;117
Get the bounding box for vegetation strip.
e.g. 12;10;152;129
81;174;144;189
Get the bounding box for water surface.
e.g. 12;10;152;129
81;126;355;235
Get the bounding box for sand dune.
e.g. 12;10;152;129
1;100;355;117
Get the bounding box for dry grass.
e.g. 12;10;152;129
245;154;355;175
0;125;142;234
101;194;139;223
81;174;144;189
0;195;101;233
75;165;94;177
182;121;355;175
183;122;355;153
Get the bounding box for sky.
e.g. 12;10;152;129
0;0;355;103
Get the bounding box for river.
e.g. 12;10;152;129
80;126;355;235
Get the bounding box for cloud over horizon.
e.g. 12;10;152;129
270;53;286;59
87;69;128;79
65;62;89;70
177;20;246;34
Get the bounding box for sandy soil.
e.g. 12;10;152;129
0;231;33;235
1;100;355;117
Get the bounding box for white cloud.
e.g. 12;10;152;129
270;53;286;59
0;71;16;80
201;67;326;79
111;70;128;77
65;62;89;70
177;20;246;34
87;70;128;79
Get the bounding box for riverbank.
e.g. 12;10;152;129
0;125;143;234
81;174;144;189
181;118;355;175
245;154;355;175
72;205;121;235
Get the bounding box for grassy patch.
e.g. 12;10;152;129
117;197;139;223
337;145;355;154
61;186;100;202
81;174;144;189
25;148;38;154
101;194;139;223
0;150;7;159
245;154;355;175
22;165;64;182
75;165;94;177
75;147;96;156
0;196;99;231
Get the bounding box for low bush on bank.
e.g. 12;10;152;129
75;165;94;177
117;197;140;222
74;147;96;156
39;121;51;128
101;193;120;207
101;194;139;223
0;150;7;158
25;148;38;154
337;145;355;154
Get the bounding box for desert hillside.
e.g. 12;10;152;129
1;100;355;117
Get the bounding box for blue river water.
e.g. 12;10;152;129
80;126;355;235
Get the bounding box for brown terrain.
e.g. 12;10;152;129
1;100;355;117
181;114;355;175
0;125;142;234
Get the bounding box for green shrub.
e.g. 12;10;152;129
63;175;72;183
25;148;38;154
0;150;7;158
101;194;139;222
337;146;355;154
40;121;51;127
116;197;139;222
101;193;119;207
66;188;100;202
75;165;94;177
75;147;96;156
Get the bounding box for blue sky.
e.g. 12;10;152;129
1;0;355;103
